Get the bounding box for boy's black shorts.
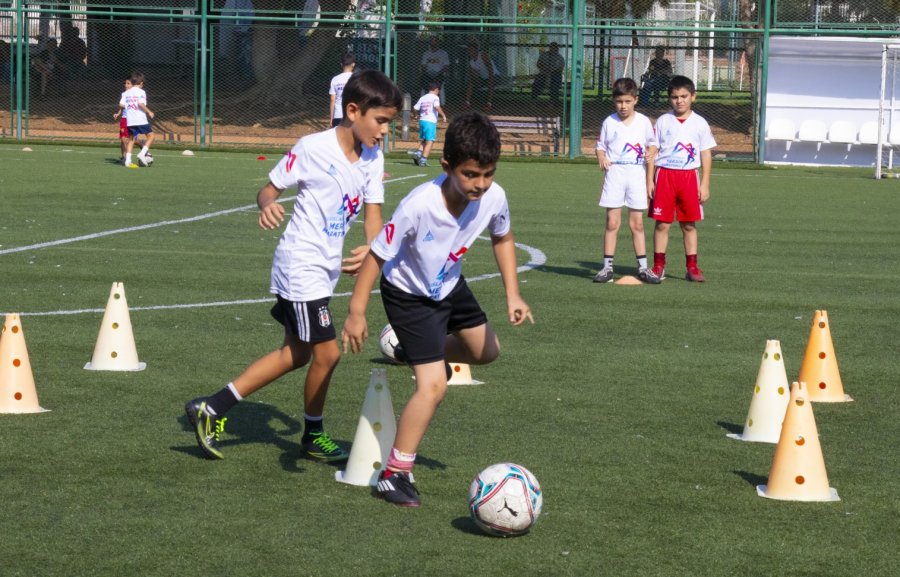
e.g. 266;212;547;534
270;295;335;344
380;275;487;365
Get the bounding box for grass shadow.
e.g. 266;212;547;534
717;420;743;435
733;470;767;488
451;516;487;536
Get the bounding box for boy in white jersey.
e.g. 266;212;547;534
412;80;447;167
119;71;155;168
329;52;356;128
646;75;717;282
342;112;534;507
594;77;660;285
185;70;402;461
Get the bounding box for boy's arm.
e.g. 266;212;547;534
342;252;386;354
436;104;447;122
699;149;712;203
596;148;610;170
257;182;286;230
138;102;154;120
329;94;336;120
491;232;534;326
342;202;383;276
645;153;657;199
644;144;658;164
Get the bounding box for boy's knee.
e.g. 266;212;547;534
474;335;501;364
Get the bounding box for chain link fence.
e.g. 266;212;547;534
1;1;897;160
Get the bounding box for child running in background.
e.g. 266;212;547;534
412;80;447;167
119;71;155;168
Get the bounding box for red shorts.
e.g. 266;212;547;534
118;116;129;139
649;167;703;223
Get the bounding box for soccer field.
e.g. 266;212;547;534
1;144;898;576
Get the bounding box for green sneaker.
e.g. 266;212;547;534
301;430;348;462
185;398;226;460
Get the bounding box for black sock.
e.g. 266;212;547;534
303;415;324;440
206;386;239;417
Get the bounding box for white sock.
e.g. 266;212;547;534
125;153;131;165
637;256;648;269
603;256;614;269
140;145;149;156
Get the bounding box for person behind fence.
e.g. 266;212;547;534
531;41;564;102
593;77;660;285
57;23;86;79
646;75;716;283
412;80;447;167
640;47;672;105
113;76;133;164
119;71;155;168
330;52;356;128
30;37;59;98
465;40;497;113
184;70;402;462
419;36;450;101
341;111;534;507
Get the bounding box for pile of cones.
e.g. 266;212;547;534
728;310;850;502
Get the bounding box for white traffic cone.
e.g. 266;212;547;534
448;363;484;386
727;340;791;443
0;314;49;413
335;368;397;486
84;282;146;371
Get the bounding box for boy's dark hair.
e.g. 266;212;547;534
428;79;442;92
341;69;402;116
442;111;501;168
341;52;356;68
612;77;638;98
130;71;145;86
668;74;695;95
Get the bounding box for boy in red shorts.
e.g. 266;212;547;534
646;75;716;282
113;77;132;164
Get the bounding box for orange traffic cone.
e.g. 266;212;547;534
727;340;790;443
0;314;49;413
84;282;146;371
799;310;851;402
757;381;839;502
448;363;484;386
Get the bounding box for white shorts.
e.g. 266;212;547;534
599;164;648;210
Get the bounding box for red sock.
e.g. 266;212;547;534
686;254;698;268
653;252;666;269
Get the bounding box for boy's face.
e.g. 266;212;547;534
668;87;696;117
347;104;398;149
124;80;132;90
613;94;637;119
441;158;497;202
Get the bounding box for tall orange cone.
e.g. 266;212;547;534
757;381;839;502
336;368;397;486
0;314;49;413
448;363;484;386
727;340;790;443
799;310;852;402
84;282;146;371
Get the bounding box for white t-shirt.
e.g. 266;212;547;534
421;48;450;77
372;174;511;301
653;111;717;170
596;111;657;165
414;93;441;123
268;129;385;302
120;86;148;126
119;90;129;122
329;71;353;120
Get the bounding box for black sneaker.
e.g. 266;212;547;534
394;345;452;380
301;430;348;462
637;267;662;284
376;470;420;507
184;398;226;460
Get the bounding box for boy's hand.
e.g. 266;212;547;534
600;157;612;170
507;295;534;326
644;148;657;163
699;184;710;203
341;244;370;276
341;313;368;354
647;181;656;199
147;110;155;120
258;202;285;230
113;111;120;120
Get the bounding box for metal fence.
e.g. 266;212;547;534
0;1;898;161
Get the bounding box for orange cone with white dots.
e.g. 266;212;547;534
84;282;146;371
757;381;839;502
0;314;49;413
799;310;851;402
448;363;484;386
727;340;791;443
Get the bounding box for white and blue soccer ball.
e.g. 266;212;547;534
468;462;543;537
378;324;401;364
139;151;153;167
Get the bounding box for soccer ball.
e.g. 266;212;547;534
468;463;542;537
378;324;401;364
139;151;153;167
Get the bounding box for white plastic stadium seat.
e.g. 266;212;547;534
889;124;900;146
828;121;857;146
766;118;797;141
857;121;881;145
798;119;829;152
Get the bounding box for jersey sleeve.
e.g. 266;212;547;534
363;147;386;205
268;141;307;191
488;194;511;238
698;118;717;151
371;199;414;262
643;116;659;148
596;118;610;151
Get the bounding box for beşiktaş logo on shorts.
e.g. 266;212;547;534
318;306;332;327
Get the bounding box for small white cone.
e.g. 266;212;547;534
22;147;33;152
84;282;146;371
182;150;194;156
727;340;791;443
335;368;396;486
448;363;484;386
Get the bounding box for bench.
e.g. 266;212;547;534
490;115;561;154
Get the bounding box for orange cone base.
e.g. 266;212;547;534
756;484;839;502
614;275;643;285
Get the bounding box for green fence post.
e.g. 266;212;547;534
568;0;585;158
14;0;24;139
199;0;209;147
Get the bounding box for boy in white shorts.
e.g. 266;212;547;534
341;111;534;507
594;77;660;284
185;70;402;461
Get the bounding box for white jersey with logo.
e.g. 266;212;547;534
372;174;511;301
413;93;441;123
120;86;148;126
653;111;716;170
269;129;385;302
329;71;353;120
596;111;657;165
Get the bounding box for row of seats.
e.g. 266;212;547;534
767;118;900;147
